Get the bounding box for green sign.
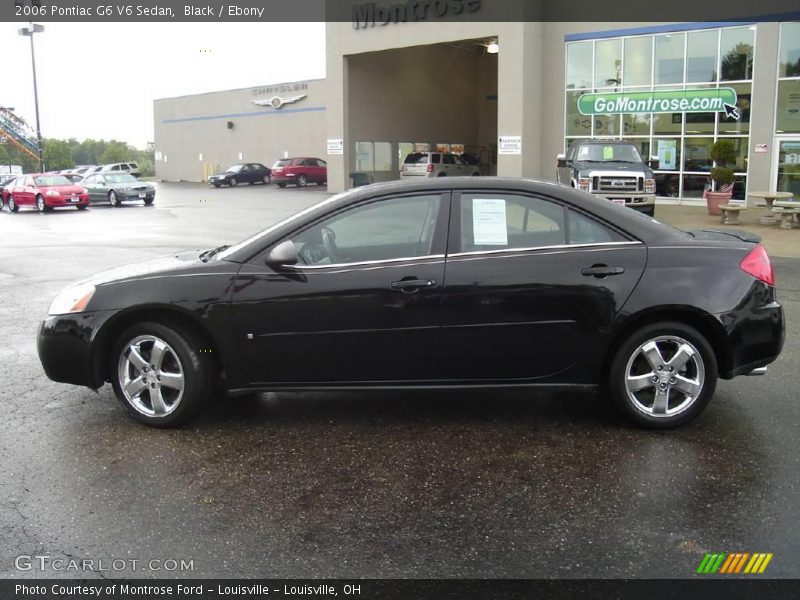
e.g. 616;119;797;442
578;87;739;119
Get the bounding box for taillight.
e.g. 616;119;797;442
740;244;774;286
426;163;434;173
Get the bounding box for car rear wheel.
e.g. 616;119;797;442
212;183;220;188
296;174;308;187
110;321;215;427
609;321;717;428
8;196;19;212
108;190;121;207
229;177;238;187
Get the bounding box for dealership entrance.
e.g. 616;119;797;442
345;39;498;185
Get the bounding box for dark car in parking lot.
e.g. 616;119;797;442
271;157;327;187
208;163;271;187
83;173;155;206
37;177;784;429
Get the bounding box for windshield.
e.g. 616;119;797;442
577;144;642;163
35;175;72;186
104;173;137;184
216;192;348;261
226;164;244;172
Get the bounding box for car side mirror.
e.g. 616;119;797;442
648;157;660;170
265;240;298;268
557;154;570;168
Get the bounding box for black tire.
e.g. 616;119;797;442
437;172;447;177
229;177;238;187
643;206;655;217
144;197;154;206
608;321;718;429
277;183;286;188
36;195;50;213
8;196;18;213
77;205;87;211
213;183;221;188
108;190;121;207
262;175;270;184
296;174;308;187
110;321;216;428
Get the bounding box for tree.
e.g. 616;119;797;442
100;140;134;164
43;139;74;171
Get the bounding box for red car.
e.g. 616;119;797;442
270;157;327;188
3;174;89;212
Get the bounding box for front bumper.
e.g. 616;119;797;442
594;193;655;208
45;195;89;207
37;311;109;389
121;190;155;202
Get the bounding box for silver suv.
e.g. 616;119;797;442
401;152;480;178
97;162;141;178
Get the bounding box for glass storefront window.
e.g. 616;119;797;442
653;138;681;171
720;27;754;81
653;111;683;135
776;80;800;133
779;22;800;77
623;113;651;136
687;30;719;83
566;42;593;89
776;140;800;195
682;174;710;198
683;137;714;172
729;137;749;172
374;142;392;171
566;91;592;136
355;142;374;172
719;82;751;135
655;173;680;197
593;114;620;136
685;113;716;135
594;39;622;89
654;33;685;84
623;36;652;86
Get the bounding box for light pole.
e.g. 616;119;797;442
18;23;45;172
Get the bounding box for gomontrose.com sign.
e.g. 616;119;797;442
578;87;739;119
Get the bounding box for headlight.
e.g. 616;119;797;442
645;178;656;194
577;177;591;192
82;188;89;194
46;190;59;196
48;284;96;316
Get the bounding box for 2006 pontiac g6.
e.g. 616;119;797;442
38;178;784;428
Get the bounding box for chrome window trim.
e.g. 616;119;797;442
448;241;643;259
286;254;446;271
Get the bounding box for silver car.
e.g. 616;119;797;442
400;152;480;178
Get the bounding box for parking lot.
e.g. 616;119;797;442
0;182;798;578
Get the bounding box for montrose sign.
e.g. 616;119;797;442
578;87;740;119
352;0;481;29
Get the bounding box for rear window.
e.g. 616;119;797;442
404;153;429;165
273;160;291;168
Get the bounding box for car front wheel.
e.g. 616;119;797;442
229;177;238;187
608;321;717;428
36;195;50;213
108;190;121;207
110;321;215;427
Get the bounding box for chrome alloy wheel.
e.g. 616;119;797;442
117;335;185;417
624;335;705;418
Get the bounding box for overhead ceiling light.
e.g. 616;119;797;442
487;41;499;54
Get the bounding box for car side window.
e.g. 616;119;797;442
292;194;442;266
459;193;566;252
567;209;628;245
443;154;455;165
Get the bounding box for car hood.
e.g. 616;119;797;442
41;185;86;194
80;251;212;287
110;181;153;190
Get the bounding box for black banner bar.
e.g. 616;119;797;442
2;580;800;600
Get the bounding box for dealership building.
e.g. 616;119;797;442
154;17;800;202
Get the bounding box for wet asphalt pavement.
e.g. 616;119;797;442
0;182;798;579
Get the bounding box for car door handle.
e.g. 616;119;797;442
581;265;625;278
390;278;436;291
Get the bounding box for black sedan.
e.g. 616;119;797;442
83;172;155;206
208;163;271;187
37;178;784;428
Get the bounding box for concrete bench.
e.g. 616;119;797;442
771;206;800;230
719;204;747;225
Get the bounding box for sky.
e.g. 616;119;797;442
0;22;326;149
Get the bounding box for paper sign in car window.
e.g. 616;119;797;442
603;146;614;160
473;198;508;245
